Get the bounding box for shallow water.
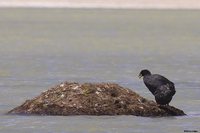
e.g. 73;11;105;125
0;8;200;133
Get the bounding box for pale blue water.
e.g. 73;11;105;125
0;8;199;133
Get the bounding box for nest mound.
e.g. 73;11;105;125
8;82;185;117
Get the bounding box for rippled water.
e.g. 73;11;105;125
0;8;200;133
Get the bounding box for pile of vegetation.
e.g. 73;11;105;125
8;82;185;117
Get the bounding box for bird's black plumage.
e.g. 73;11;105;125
139;69;176;105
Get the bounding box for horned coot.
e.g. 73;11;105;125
139;69;176;105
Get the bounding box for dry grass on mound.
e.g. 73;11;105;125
8;82;185;117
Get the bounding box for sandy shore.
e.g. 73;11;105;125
0;0;200;9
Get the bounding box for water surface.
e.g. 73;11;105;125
0;8;200;133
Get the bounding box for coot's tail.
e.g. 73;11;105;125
154;83;176;105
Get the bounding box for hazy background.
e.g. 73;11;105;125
0;0;200;9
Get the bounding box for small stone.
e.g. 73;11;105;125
43;104;48;108
137;98;141;102
95;91;100;95
42;90;47;93
60;83;65;87
45;94;48;98
126;89;130;93
120;101;124;104
139;106;144;109
97;88;102;92
72;86;79;90
60;94;65;98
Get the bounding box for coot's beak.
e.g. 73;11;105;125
138;73;142;79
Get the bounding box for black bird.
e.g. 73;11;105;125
139;69;176;105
